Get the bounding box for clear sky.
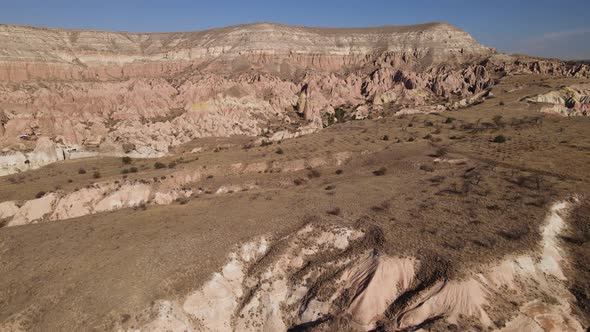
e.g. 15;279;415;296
1;0;589;60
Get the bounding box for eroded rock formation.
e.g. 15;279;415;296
527;83;590;116
122;200;584;331
0;22;589;175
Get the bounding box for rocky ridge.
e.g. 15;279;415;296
1;22;589;175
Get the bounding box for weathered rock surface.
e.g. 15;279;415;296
121;200;584;331
527;83;590;116
0;22;492;81
0;22;589;175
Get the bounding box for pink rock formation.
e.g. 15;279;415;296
0;22;588;174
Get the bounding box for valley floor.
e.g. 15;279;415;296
0;75;589;331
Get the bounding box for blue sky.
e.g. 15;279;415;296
1;0;589;59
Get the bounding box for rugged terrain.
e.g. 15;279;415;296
0;22;589;332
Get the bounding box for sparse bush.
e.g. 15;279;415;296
511;173;542;190
424;120;434;127
35;191;46;199
419;164;435;172
335;169;344;175
429;175;446;184
429;148;447;158
168;161;177;169
335;108;346;123
242;141;255;150
293;178;306;186
493;135;506;143
382;135;389;141
326;207;341;216
176;197;190;205
371;200;391;212
493;115;504;127
373;167;387;176
122;167;138;174
154;162;166;169
275;148;284;155
325;185;336;190
135;203;147;211
92;171;101;179
78;168;87;174
122;156;132;165
260;140;273;147
444;117;454;124
472;237;496;248
497;227;529;241
307;169;321;178
498;101;505;106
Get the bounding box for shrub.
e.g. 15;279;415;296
493;135;506;143
275;148;284;155
154;162;166;169
307;169;321;178
168;161;177;169
129;166;138;173
327;115;335;126
93;171;101;179
419;164;435;172
242;141;255;150
444;117;454;124
382;135;390;141
371;200;391;212
335;169;344;175
326;207;341;216
335;108;346;123
497;228;529;241
135;203;147;211
35;191;46;199
122;156;132;165
260;140;273;147
493;115;504;127
78;168;87;174
429;148;447;158
373;167;387;176
176;197;190;205
293;178;306;186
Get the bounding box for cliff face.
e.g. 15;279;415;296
0;22;492;81
0;22;588;175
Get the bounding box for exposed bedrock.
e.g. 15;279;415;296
119;199;584;331
1;22;589;175
527;83;590;116
0;22;492;81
